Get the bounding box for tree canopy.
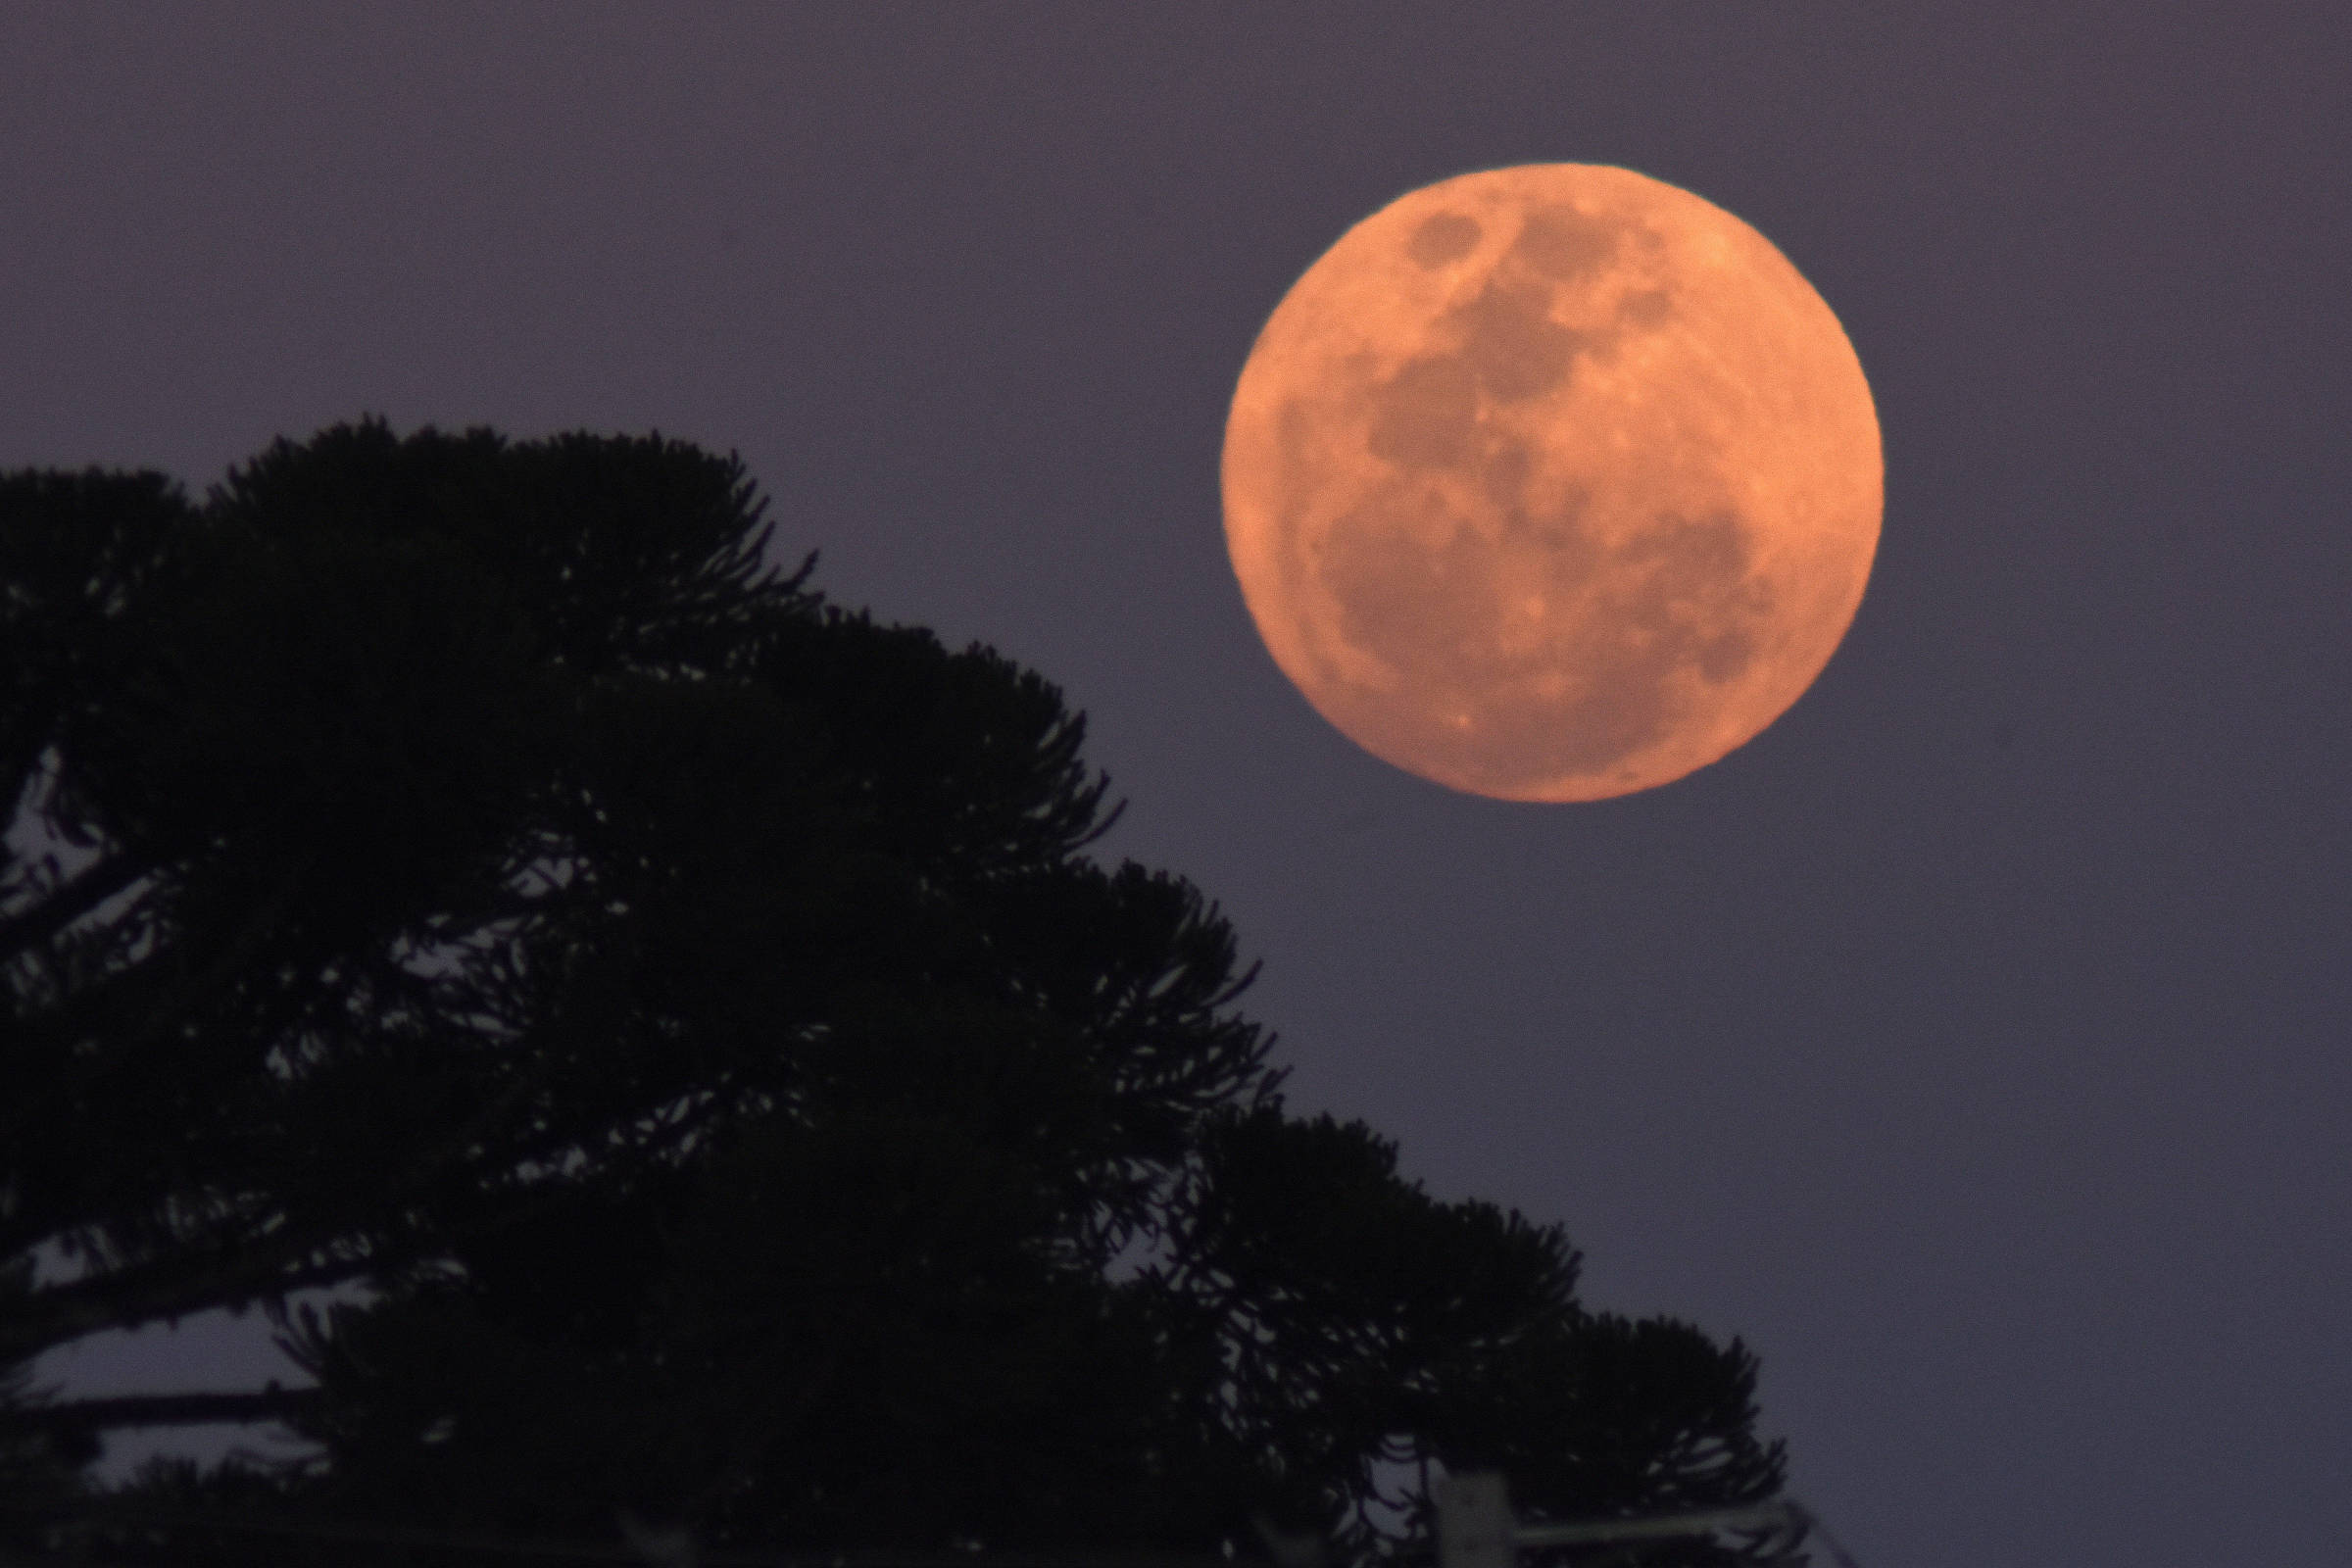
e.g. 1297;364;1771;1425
0;423;1790;1565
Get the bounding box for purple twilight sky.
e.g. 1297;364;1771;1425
6;6;2349;1567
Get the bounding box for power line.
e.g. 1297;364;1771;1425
8;1475;1861;1568
6;1497;1240;1568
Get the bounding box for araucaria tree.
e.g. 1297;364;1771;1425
0;424;1788;1564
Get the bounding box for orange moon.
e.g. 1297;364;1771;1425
1221;164;1882;802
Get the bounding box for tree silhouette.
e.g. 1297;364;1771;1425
1;423;1788;1565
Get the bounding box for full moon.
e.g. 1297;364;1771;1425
1221;164;1882;802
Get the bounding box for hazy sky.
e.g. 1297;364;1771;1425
7;7;2349;1566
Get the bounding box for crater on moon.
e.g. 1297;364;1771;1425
1223;164;1882;802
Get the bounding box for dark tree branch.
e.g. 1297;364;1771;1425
0;1232;382;1363
1;1387;322;1434
0;850;154;966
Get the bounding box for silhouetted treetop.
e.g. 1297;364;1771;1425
1;421;1788;1567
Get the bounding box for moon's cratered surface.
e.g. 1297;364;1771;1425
1221;163;1882;802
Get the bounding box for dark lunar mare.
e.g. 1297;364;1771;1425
1304;199;1770;795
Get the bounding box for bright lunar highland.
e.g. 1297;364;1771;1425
1221;164;1883;802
